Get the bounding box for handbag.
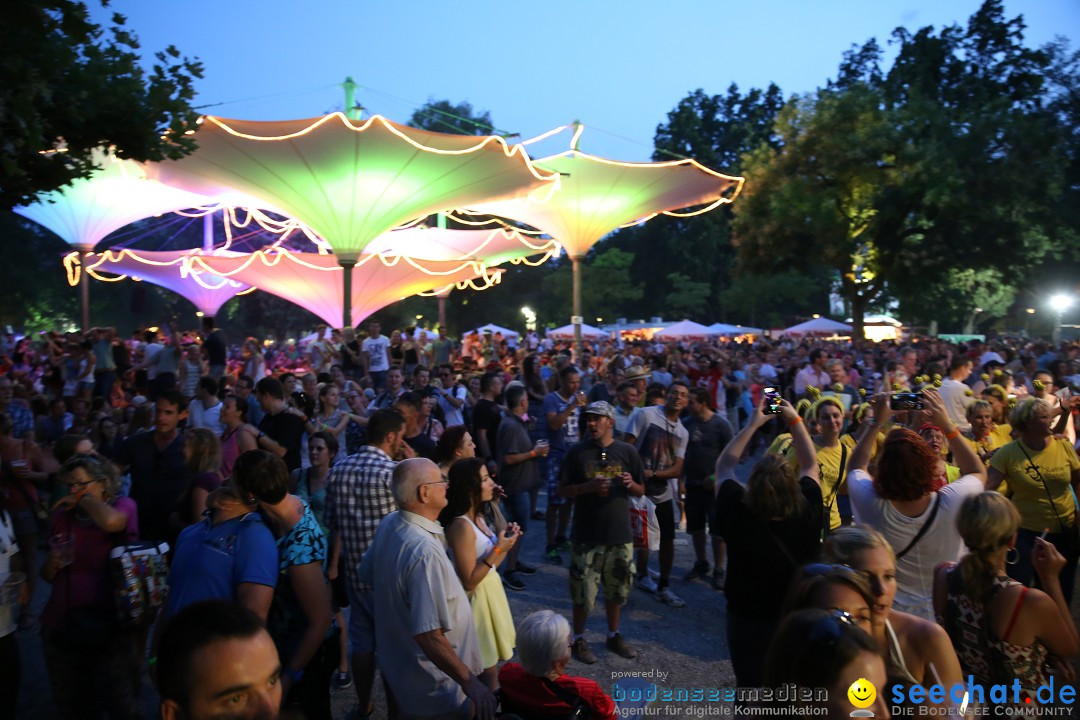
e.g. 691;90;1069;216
629;496;660;552
109;540;170;627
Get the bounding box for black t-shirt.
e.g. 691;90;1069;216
341;340;362;373
682;413;733;484
472;399;503;460
715;477;822;620
587;383;613;404
405;432;438;461
116;430;187;544
203;329;226;366
559;439;645;546
258;410;306;472
496;413;541;496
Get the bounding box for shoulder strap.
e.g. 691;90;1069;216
821;443;849;513
1001;586;1028;643
540;676;584;712
896;493;941;560
1017;442;1068;535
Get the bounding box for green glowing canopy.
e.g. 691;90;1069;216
363;226;559;266
463;150;745;258
153;113;559;262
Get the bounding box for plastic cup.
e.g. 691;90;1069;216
50;532;74;567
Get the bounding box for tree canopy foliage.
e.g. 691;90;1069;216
1;1;203;210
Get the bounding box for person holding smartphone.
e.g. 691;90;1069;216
440;458;520;690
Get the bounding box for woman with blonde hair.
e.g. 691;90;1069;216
715;396;821;686
988;396;1080;602
964;399;1010;468
824;526;963;692
785;395;854;533
182;426;223;524
933;492;1078;699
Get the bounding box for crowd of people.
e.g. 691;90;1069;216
3;315;1080;718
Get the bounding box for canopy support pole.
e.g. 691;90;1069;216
340;256;358;329
571;255;583;361
80;254;90;331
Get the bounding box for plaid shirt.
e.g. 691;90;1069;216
325;445;397;597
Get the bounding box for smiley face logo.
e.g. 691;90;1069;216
847;677;876;709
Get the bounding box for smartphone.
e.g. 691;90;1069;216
890;392;924;411
503;527;515;539
763;387;782;414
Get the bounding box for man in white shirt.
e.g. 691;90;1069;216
793;348;831;397
187;376;224;435
938;356;974;432
361;320;391;392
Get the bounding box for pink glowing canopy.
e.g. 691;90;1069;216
66;249;252;317
463;148;745;258
186;249;504;327
363;226;559;265
15;151;210;250
152;114;560;261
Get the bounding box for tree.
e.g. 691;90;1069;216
408;99;497;136
605;84;785;320
732;1;1075;338
1;1;203;210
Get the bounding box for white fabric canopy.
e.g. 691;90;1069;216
707;322;763;336
546;323;609;341
465;323;520;339
653;320;714;340
783;318;853;335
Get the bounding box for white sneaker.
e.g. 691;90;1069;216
657;587;686;608
636;575;659;593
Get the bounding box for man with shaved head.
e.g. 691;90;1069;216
359;458;496;720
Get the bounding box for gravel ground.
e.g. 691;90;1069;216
9;457;769;719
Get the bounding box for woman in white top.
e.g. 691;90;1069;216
847;388;988;619
439;457;521;690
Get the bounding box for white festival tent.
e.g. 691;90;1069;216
465;323;520;340
782;318;854;335
653;320;715;340
707;322;764;336
547;323;609;341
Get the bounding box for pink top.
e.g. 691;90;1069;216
41;497;139;630
221;426;242;480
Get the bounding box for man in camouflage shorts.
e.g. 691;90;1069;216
557;401;647;663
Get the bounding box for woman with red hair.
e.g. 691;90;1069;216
847;388;989;620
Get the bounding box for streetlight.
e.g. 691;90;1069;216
521;306;536;332
1049;294;1074;344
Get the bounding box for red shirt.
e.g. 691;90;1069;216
498;662;616;719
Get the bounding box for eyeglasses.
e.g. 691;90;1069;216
68;478;97;492
809;609;859;648
419;478;449;488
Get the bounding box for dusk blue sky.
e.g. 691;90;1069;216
92;1;1077;165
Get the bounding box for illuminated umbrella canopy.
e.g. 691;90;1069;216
186;249;505;328
364;226;559;266
653;320;715;341
14;150;212;329
461;134;744;349
14;150;211;251
64;249;253;317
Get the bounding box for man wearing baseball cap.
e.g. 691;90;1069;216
557;401;647;664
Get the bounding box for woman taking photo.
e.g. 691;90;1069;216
825;526;963;692
715;396;821;686
988;397;1080;603
439;457;520;690
934;492;1078;700
40;454;141;720
848;389;987;620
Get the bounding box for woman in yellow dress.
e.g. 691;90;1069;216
440;457;521;689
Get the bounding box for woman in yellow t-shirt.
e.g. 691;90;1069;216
988;397;1080;604
786;396;854;531
964;399;1011;467
767;399;814;458
980;385;1014;446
